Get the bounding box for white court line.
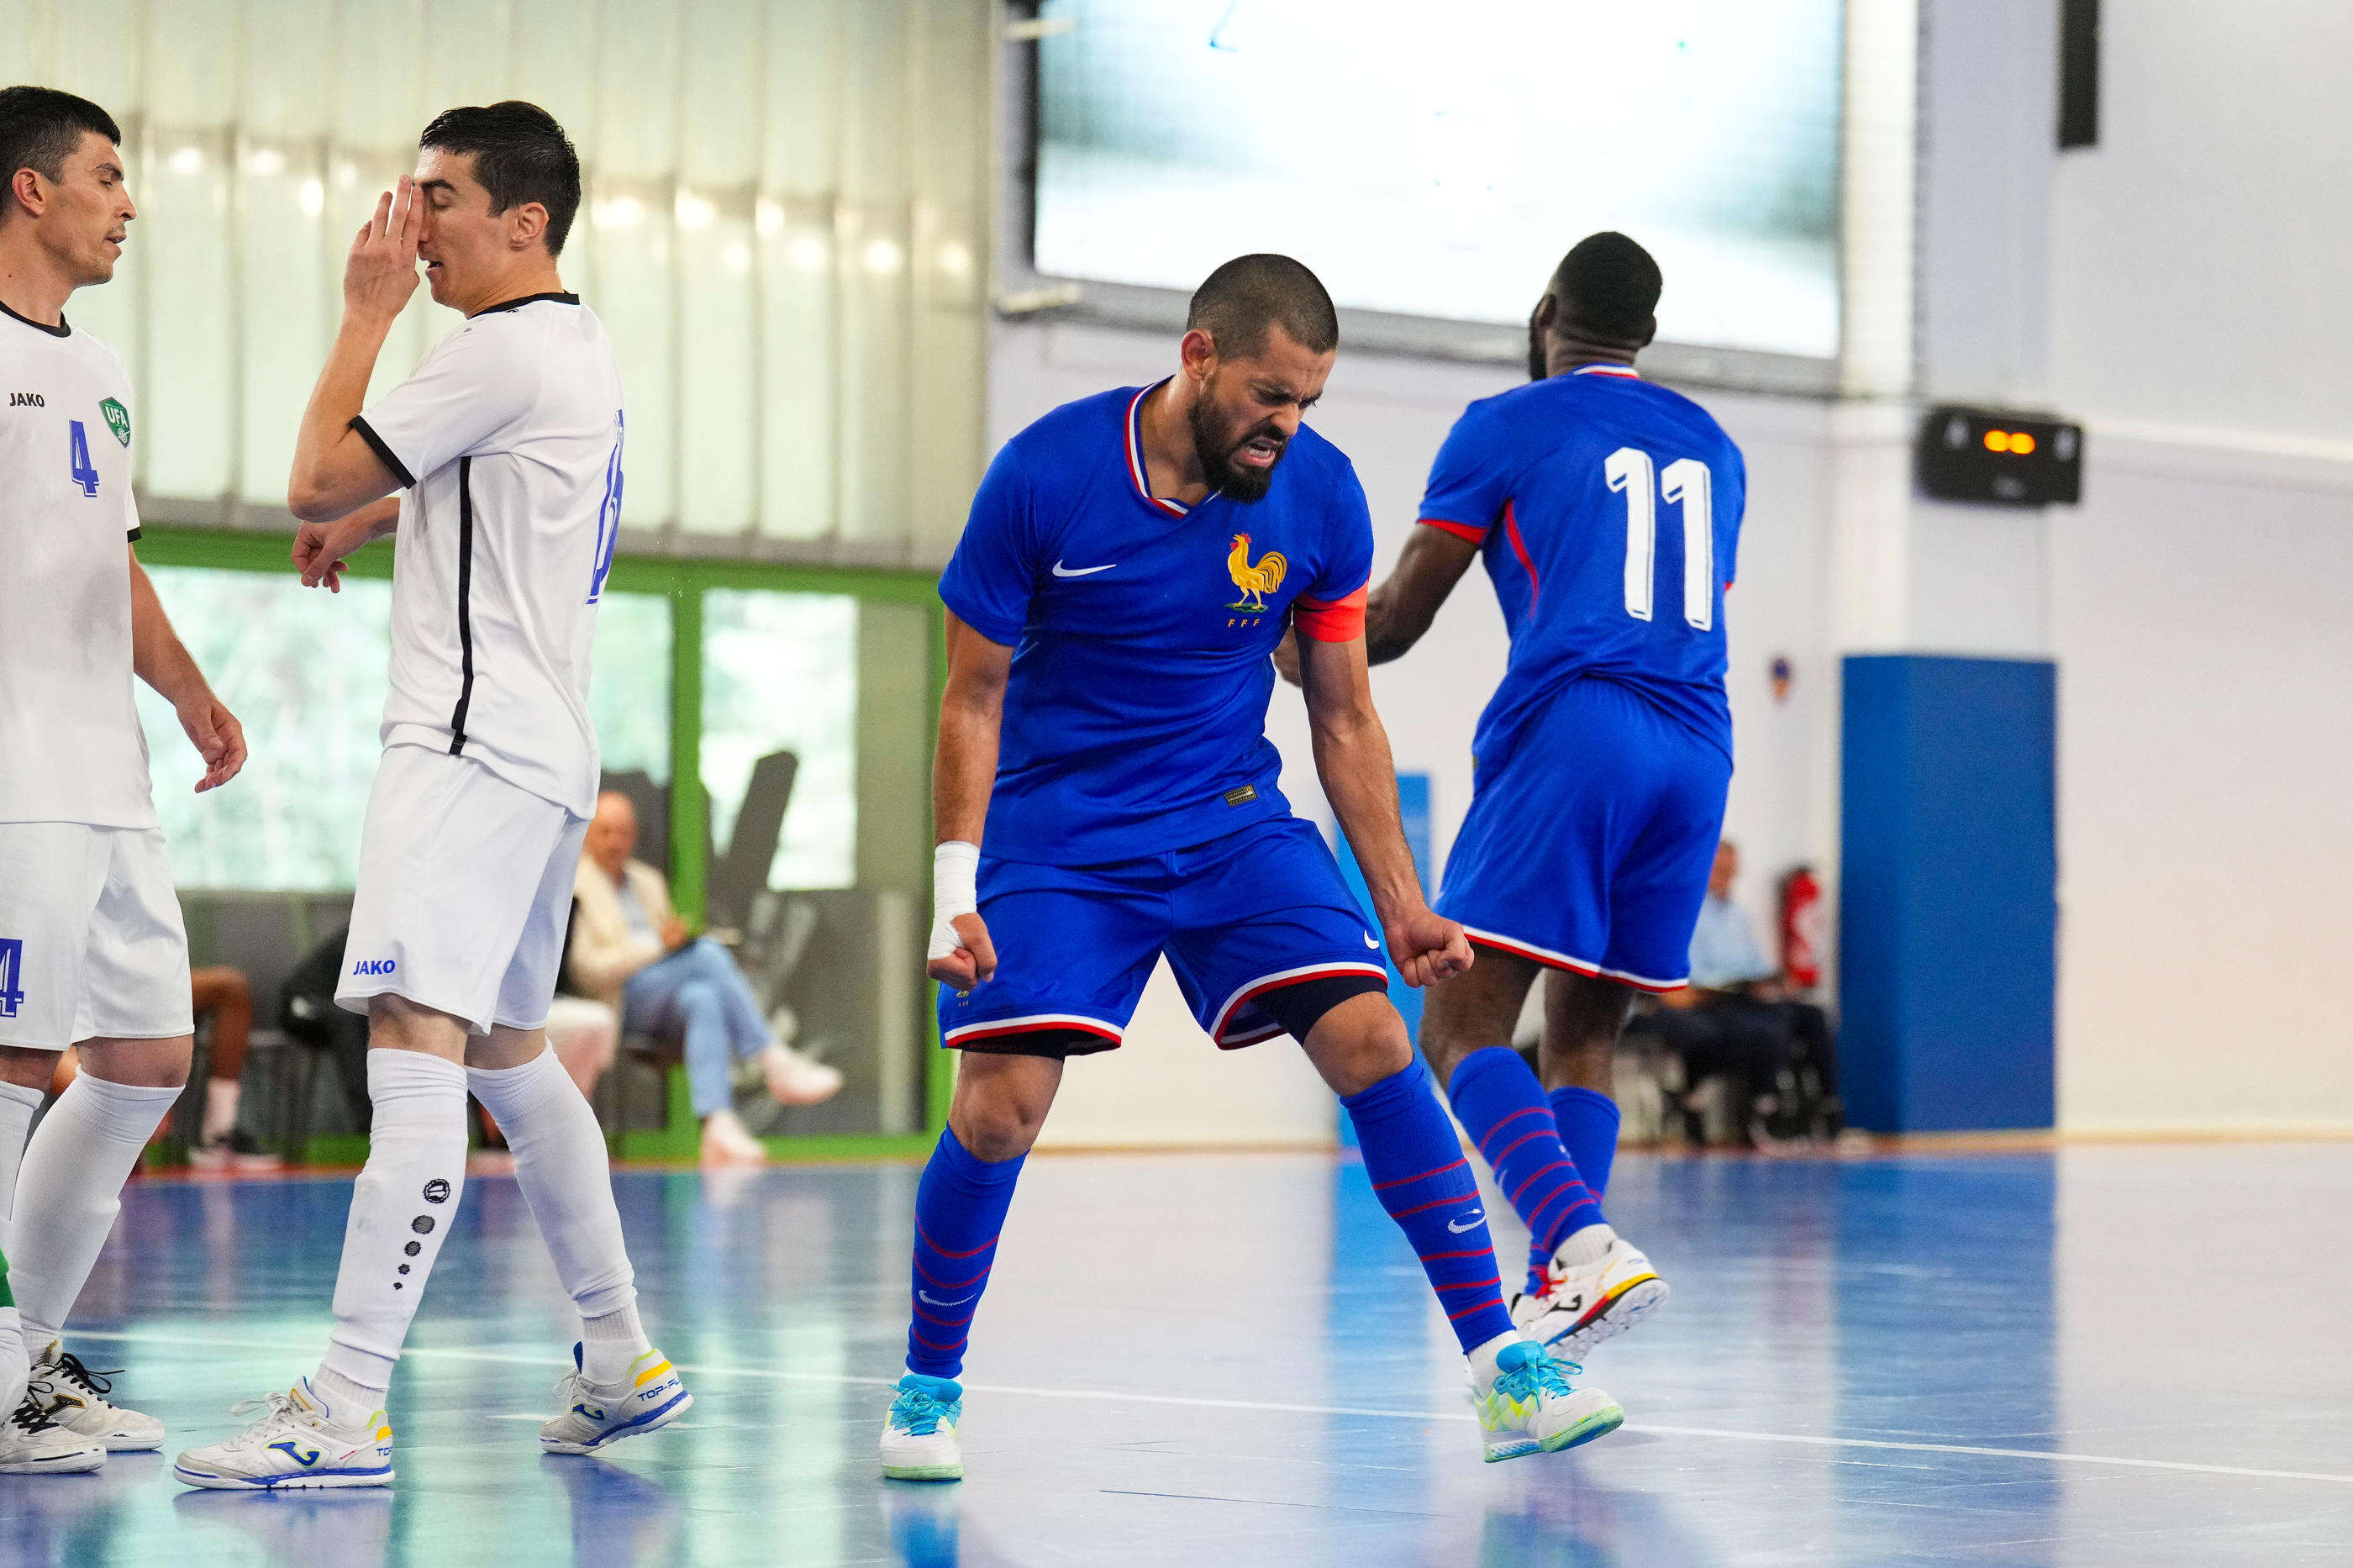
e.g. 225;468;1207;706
78;1329;2353;1487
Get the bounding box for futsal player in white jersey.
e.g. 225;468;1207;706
175;103;688;1491
0;86;252;1476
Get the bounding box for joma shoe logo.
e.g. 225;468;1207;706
350;958;397;976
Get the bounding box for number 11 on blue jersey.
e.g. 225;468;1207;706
68;419;99;497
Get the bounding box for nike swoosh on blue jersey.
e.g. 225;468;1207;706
1051;560;1116;577
1446;1210;1487;1233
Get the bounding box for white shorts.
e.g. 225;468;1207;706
337;744;589;1035
0;822;195;1050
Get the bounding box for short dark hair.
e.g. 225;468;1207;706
0;86;120;218
1548;232;1662;343
419;100;582;257
1186;254;1340;360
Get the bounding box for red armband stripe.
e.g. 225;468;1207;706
1419;516;1487;544
1292;582;1369;643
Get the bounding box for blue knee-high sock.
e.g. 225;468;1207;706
905;1126;1024;1379
1445;1046;1606;1295
1548;1085;1621;1202
1342;1057;1516;1353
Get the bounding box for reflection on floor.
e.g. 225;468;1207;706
7;1142;2351;1567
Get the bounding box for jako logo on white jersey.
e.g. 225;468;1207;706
350;958;397;976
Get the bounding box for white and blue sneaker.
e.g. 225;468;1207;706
172;1379;393;1490
1471;1339;1624;1463
878;1374;962;1481
539;1344;692;1455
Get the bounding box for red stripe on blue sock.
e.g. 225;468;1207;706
1342;1057;1516;1352
1445;1046;1605;1295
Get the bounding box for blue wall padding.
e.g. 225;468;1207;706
1839;655;2056;1132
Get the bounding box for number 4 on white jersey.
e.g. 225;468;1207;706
1605;445;1713;631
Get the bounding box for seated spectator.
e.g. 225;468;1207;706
570;791;841;1166
1643;840;1842;1144
543;996;619;1102
188;966;282;1170
51;967;284;1170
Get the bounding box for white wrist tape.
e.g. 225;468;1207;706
927;841;981;963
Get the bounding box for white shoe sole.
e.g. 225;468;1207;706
0;1445;106;1475
171;1462;392;1490
1540;1276;1671;1359
98;1431;164;1453
540;1389;693;1455
880;1456;962;1481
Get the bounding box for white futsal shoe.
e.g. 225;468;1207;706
1469;1339;1624;1463
878;1374;963;1481
171;1378;393;1490
1511;1225;1669;1359
540;1344;693;1454
761;1042;843;1107
0;1389;107;1475
29;1340;165;1451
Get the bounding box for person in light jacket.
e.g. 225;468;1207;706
571;790;840;1165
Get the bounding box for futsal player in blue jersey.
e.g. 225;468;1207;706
877;255;1623;1482
1345;234;1745;1360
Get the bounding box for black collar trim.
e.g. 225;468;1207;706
0;297;70;338
469;291;581;318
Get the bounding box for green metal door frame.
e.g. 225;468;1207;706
135;525;951;1161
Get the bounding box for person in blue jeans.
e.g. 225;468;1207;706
570;792;840;1164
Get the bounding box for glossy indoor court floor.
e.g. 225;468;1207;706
3;1140;2348;1568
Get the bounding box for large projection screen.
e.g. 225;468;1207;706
1032;1;1844;362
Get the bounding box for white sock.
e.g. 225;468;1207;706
465;1048;647;1385
1553;1221;1616;1270
201;1076;240;1143
318;1051;469;1397
0;1079;45;1240
1467;1329;1522;1392
580;1302;650;1389
8;1074;183;1340
305;1365;383;1424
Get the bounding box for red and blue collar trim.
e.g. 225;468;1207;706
1571;362;1641;379
1125;380;1192;518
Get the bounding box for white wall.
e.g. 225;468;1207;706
2035;6;2353;1129
996;319;1840;1147
2050;3;2353;445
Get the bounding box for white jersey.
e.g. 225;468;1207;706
354;293;624;818
0;302;155;829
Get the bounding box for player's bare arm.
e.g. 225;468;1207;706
1294;631;1473;987
927;611;1012;990
292;494;402;592
1275;524;1479;683
286;177;423;523
128;547;245;792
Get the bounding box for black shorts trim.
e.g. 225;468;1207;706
1237;971;1392;1047
950;1026;1121;1060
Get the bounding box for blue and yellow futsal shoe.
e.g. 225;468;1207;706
171;1378;393;1490
540;1344;693;1455
1471;1340;1624;1463
878;1373;963;1481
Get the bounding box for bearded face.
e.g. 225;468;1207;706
1186;368;1294;503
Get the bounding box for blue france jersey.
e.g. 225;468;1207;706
940;381;1376;866
1418;366;1747;764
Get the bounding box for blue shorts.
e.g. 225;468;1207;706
939;817;1392;1054
1437;676;1731;992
